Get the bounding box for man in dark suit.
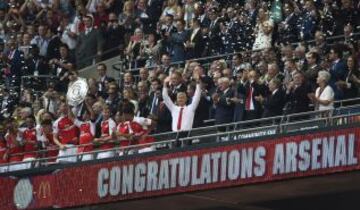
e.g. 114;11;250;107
76;15;104;69
238;70;268;121
206;8;221;56
259;78;286;118
96;63;113;99
168;71;187;101
285;71;311;115
212;77;234;126
185;18;205;59
278;2;299;44
146;0;163;32
329;46;348;99
194;2;210;28
304;51;321;91
103;12;125;60
6;38;25;87
168;19;189;62
187;82;210;128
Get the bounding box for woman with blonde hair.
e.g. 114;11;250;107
252;6;274;51
310;70;334;113
160;0;181;23
119;0;137;39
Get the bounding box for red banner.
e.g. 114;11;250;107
1;127;360;210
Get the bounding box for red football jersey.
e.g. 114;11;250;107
5;133;23;162
22;128;38;159
53;116;78;145
99;119;116;150
0;140;8;164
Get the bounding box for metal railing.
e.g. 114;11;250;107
1;97;359;173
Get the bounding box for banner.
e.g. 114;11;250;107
1;127;360;210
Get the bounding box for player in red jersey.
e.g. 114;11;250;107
53;102;79;163
116;104;154;155
95;105;116;159
38;119;58;163
5;118;24;171
21;115;39;169
73;100;96;161
0;124;8;172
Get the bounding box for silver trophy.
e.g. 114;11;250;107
66;78;89;107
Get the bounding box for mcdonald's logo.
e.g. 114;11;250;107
37;181;51;199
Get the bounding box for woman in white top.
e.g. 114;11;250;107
252;7;274;51
312;71;334;111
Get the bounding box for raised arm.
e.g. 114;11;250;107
162;77;175;111
190;83;201;111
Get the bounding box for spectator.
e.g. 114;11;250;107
96;63;111;98
304;51;321;91
336;55;360;101
24;44;49;76
278;2;299;44
125;28;145;68
50;44;74;92
76;15;104;69
31;24;49;57
329;46;348;99
137;81;150;117
212;77;235;128
168;19;188;62
257;78;286;118
5;38;24;87
105;82;121;115
103;12;125;60
310;70;334;112
186;81;210;128
207;8;221;55
252;7;274;50
285;71;312;114
168;71;187;101
239;70;267;121
185;18;204;59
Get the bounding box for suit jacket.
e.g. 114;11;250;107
8;49;24;77
263;88;286;118
279;13;299;44
103;26;125;59
214;88;235;125
238;81;268;117
285;82;311;114
186;28;205;59
207;19;221;55
76;28;104;69
169;30;189;62
304;64;321;91
330;59;348;99
24;56;49;75
169;83;187;101
192;96;211;128
146;0;163;27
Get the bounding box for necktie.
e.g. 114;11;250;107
245;85;253;110
150;96;158;114
177;107;184;130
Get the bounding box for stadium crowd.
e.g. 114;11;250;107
0;0;359;171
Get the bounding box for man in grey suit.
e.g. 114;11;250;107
76;15;104;69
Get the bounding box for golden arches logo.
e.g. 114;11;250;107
37;181;51;199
